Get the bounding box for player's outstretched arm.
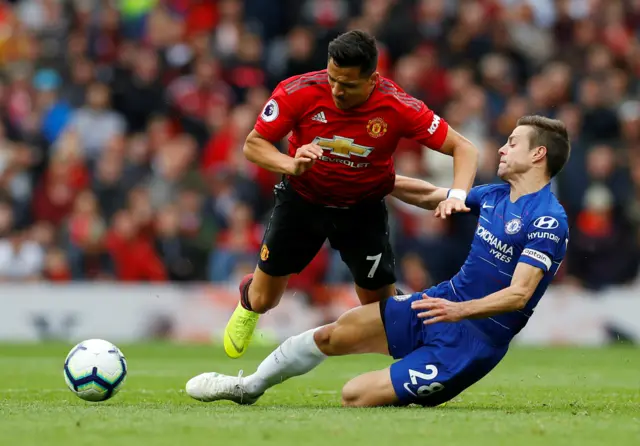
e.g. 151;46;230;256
412;263;544;324
437;127;479;195
392;175;471;217
243;130;322;176
391;175;448;210
429;127;479;219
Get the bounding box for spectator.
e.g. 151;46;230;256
0;228;44;281
106;209;167;282
155;203;207;282
65;189;109;280
67;82;126;162
33;69;73;146
208;201;262;282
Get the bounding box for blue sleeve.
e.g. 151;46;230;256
465;185;493;216
518;214;569;272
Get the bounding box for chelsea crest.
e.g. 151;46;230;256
504;218;522;235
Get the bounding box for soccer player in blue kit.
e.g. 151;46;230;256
186;116;571;407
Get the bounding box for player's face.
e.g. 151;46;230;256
497;125;536;179
327;58;377;110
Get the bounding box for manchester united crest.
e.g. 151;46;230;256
260;244;269;261
366;117;388;138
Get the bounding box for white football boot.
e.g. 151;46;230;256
185;371;262;405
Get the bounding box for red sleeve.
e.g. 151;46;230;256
142;242;167;282
254;83;299;143
403;101;449;150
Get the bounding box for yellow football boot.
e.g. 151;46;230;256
223;274;260;358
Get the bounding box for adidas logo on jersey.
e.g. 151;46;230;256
311;111;327;123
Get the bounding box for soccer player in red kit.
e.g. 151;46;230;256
223;30;479;358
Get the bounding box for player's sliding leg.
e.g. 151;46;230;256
223;276;400;360
187;302;389;403
223;267;289;359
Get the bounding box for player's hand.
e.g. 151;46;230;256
411;295;468;325
289;144;323;175
434;198;470;219
295;143;323;160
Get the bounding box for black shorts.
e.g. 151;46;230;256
257;181;396;290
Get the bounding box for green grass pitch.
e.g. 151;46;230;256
0;343;638;446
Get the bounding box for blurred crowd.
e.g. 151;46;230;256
0;0;638;298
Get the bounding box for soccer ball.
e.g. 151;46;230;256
63;339;128;402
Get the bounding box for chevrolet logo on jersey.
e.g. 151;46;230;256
312;136;373;158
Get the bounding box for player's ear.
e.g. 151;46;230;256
531;145;547;163
370;71;379;85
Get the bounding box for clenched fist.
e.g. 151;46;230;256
288;144;324;175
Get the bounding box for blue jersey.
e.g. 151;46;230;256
446;183;569;344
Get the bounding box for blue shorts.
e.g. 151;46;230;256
381;283;509;407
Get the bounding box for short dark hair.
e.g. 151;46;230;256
517;115;571;178
327;30;378;77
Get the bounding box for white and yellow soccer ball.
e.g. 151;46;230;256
63;339;127;402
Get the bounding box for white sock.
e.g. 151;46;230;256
243;328;326;396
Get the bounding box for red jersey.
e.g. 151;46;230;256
254;70;449;207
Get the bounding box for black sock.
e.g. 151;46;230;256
240;278;254;312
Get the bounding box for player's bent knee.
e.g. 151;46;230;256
313;323;339;356
341;372;398;407
341;379;364;407
314;305;388;357
313;321;357;357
